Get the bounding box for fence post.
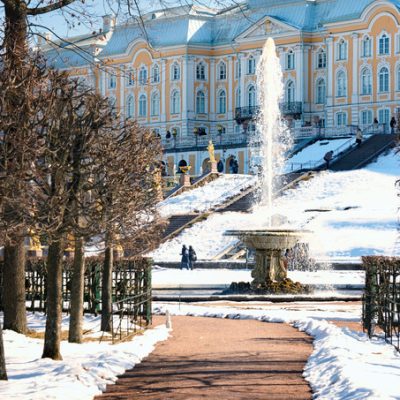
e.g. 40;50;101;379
143;258;152;326
363;258;378;337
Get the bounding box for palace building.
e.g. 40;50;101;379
43;0;400;175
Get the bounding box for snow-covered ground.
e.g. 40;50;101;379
0;313;169;400
152;266;364;288
154;303;400;400
158;174;257;217
152;150;399;262
285;137;354;172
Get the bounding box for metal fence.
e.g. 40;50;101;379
0;257;152;322
362;256;400;352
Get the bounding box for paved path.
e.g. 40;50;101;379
96;316;313;400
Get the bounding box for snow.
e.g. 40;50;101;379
152;150;400;262
0;313;169;400
154;303;400;400
158;174;257;217
285;137;355;172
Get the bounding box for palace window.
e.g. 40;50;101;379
396;65;400;91
378;108;390;125
379;33;390;55
217;89;226;114
247;56;256;75
196;90;206;113
378;66;389;92
108;74;117;89
171;63;180;81
317;49;326;69
362;36;372;57
151;64;160;83
285;80;295;103
337;39;347;61
126;95;134;118
286;50;295;70
139;67;147;85
196;62;206;80
138;94;147;117
316;78;326;104
247;85;256;107
336;70;347;97
218;61;227;80
361;110;372;125
361;67;372;95
127;69;134;86
336;112;347;127
151;92;160;116
171;90;180;114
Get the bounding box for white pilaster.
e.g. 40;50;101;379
239;54;246;107
210;58;216;120
351;33;359;126
325;36;334;128
161;58;167;122
294;45;303;103
228;55;234;121
119;65;124;120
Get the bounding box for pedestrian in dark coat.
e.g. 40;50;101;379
323;150;334;170
188;246;197;270
180;245;189;270
390;117;396;134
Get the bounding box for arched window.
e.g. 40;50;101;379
337;39;347;60
336;112;347;127
396;65;400;91
139;67;147;85
196;90;206;114
217;89;226;114
218;61;227;80
151;64;160;83
247;85;256;107
171;63;180;80
317;49;326;69
196;62;206;80
379;33;390;55
126;95;134;118
127;69;134;86
286;50;295;70
361;67;372;95
336;70;347;97
316;78;326;104
285;80;295;103
378;66;389;92
151;92;160;116
235;87;241;108
139;94;147;117
108;74;116;89
362;36;372;57
171;90;180;114
247;56;255;75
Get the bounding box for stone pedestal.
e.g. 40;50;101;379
210;161;218;173
179;173;191;187
251;249;287;287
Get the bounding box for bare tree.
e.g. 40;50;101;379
0;323;6;380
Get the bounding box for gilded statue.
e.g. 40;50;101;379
207;140;216;163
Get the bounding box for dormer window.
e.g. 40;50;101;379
196;62;206;80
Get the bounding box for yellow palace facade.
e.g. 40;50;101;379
44;0;400;175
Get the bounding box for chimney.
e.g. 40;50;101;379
102;14;116;33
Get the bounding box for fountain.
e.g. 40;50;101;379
226;38;309;292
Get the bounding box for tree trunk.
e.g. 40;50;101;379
101;240;113;332
3;237;27;334
42;239;64;360
68;237;85;343
0;323;7;380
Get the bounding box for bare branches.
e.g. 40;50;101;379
26;0;76;16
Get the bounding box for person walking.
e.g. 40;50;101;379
390;117;396;134
323;150;334;170
180;245;190;270
355;128;363;147
188;246;197;270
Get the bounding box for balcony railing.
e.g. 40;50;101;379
235;106;259;123
280;101;302;116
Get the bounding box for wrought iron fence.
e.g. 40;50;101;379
0;257;152;318
362;256;400;352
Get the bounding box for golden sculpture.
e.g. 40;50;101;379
28;230;42;251
207;140;216;163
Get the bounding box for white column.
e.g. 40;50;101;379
182;56;189;137
351;33;359;126
210;58;216;120
119;65;125;120
302;45;310;114
161;58;167;122
228;55;234;121
187;56;195;120
325;36;334;128
239;54;246;107
294;45;303;103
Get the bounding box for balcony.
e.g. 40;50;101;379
280;101;302;116
235;106;259;124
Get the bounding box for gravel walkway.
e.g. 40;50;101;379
95;315;313;400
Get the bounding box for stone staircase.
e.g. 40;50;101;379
330;134;396;171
